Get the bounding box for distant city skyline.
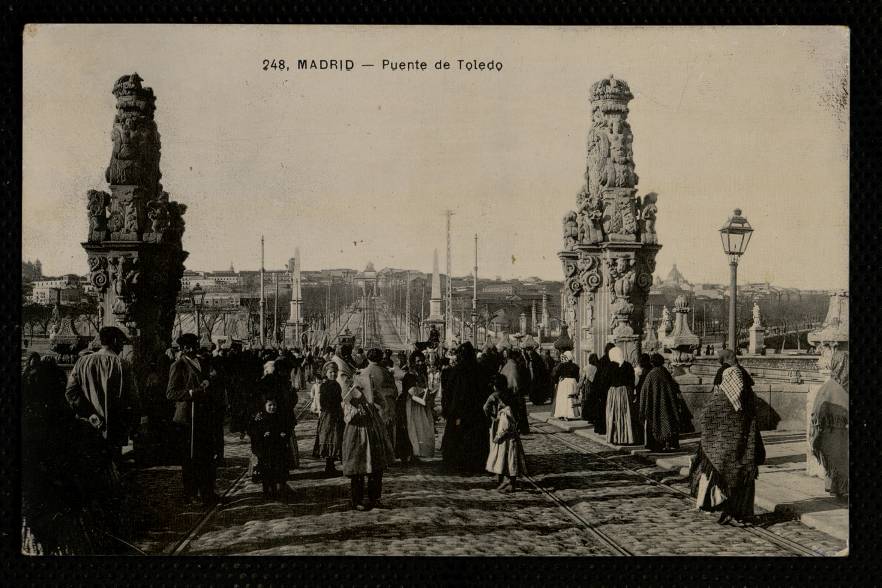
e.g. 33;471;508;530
26;256;834;292
23;26;848;291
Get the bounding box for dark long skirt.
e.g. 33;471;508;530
313;410;344;459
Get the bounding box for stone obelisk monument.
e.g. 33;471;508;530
558;75;662;366
285;248;307;348
82;74;188;460
422;249;445;340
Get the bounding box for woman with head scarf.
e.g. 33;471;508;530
605;346;637;445
500;348;530;433
639;353;681;451
809;349;848;497
592;342;617;435
550;350;580;421
440;342;490;473
578;353;600;424
402;354;436;460
689;349;765;525
312;362;345;475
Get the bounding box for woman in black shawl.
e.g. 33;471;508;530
689;349;765;525
639;353;680;451
441;342;490;473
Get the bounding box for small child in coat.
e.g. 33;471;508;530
483;374;528;493
251;395;291;501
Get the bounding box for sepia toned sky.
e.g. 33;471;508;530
23;25;848;289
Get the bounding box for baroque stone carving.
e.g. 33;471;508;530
105;73;161;192
638;192;658;244
87;255;110;291
577;255;602;292
87;190;110;242
562;211;579;251
108;255;141;321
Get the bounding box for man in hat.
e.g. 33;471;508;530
167;332;224;506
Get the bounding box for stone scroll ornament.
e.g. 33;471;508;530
577;255;603;292
87;256;110;292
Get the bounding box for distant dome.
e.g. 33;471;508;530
665;263;688;285
364;262;376;273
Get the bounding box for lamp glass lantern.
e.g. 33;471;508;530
719;208;754;262
189;283;206;338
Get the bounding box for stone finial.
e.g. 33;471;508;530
663;296;700;365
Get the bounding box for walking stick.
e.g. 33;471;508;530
190;395;196;461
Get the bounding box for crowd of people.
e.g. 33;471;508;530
24;322;829;552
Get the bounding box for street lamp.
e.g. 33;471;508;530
189;283;206;342
719;208;754;352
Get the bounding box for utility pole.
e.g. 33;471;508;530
472;233;478;344
259;235;265;348
405;270;411;344
445;209;454;346
420;280;425;340
273;271;279;348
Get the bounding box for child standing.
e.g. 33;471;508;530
483;374;528;493
251;395;290;501
312;362;345;475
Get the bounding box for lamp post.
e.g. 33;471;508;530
719;208;754;353
189;283;206;342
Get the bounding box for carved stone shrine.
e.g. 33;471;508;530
558;76;661;366
82;74;188;419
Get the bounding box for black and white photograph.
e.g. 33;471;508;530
19;25;849;557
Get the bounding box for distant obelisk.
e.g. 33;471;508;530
428;249;443;320
285;248;306;348
422;249;445;341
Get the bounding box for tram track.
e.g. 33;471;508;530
529;420;824;557
166;466;251;555
522;472;633;556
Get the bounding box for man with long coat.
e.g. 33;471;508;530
167;333;224;506
357;348;399;448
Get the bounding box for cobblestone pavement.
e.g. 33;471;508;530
170;408;845;556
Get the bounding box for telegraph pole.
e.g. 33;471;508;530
259;235;265;348
472;233;478;344
445;209;454;346
405;270;411;344
273;271;279;347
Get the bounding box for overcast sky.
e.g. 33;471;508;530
23;25;848;289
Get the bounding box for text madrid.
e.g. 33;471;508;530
297;59;504;71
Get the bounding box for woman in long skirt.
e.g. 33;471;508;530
605;346;637;445
689;350;765;525
313;362;345;474
401;358;436;459
341;378;395;511
483;375;528;492
809;349;848;497
551;350;580;420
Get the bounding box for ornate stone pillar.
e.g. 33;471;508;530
558;75;661;366
82;74;188;457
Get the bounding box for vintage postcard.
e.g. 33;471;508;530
21;25;849;557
